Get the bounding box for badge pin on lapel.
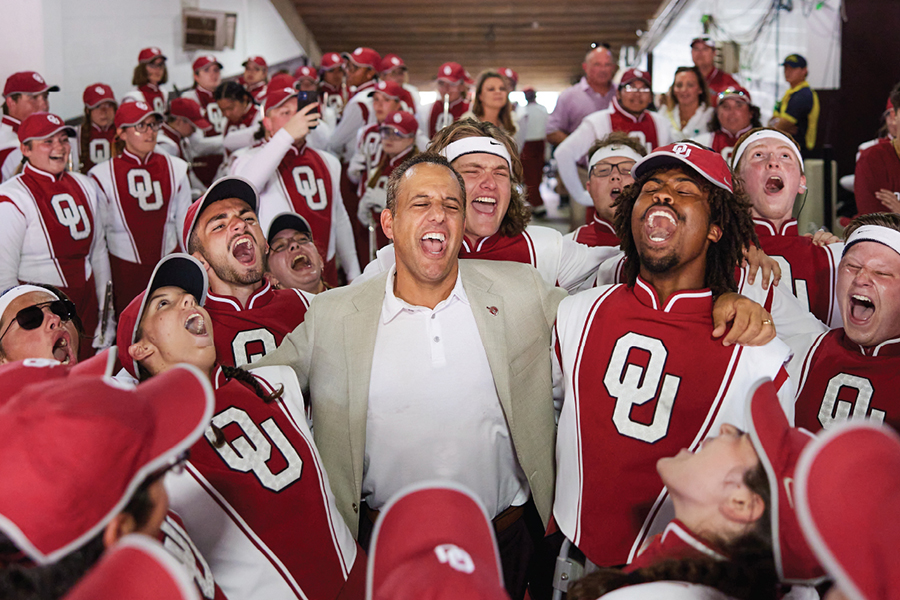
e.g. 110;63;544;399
487;306;498;316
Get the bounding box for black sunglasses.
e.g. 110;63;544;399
0;299;77;344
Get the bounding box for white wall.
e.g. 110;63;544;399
0;0;306;120
646;0;842;115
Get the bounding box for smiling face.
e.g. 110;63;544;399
588;157;636;222
478;76;508;112
266;228;324;293
673;70;702;107
90;102;116;129
192;197;267;290
632;167;720;277
21;131;70;175
618;80;652;115
0;291;79;365
131;286;216;374
451;152;512;245
737;138;804;225
381;163;464;296
716;97;752;135
837;242;900;347
583;48;617;89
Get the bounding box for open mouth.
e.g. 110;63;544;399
421;232;446;255
291;254;312;271
764;176;785;194
184;313;208;336
849;294;875;322
644;207;678;243
231;237;256;265
52;335;72;364
471;196;497;216
609;187;622;201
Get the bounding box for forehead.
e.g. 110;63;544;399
674;71;698;82
842;241;900;268
691;43;713;52
1;291;56;325
35;132;70;144
482;76;505;86
452;152;509;171
273;228;308;240
598;154;636;164
198;197;255;223
718;98;749;110
587;50;613;65
199;63;220;72
645;167;703;186
399;163;462;196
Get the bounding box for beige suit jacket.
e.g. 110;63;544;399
254;259;567;537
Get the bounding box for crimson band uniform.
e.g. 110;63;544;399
231;129;361;285
350;122;383;197
695;126;752;165
753;218;843;328
789;328;900;433
555;98;675;207
205;281;312;368
243;80;267;103
327;81;377;163
160;513;229;600
364;144;416;249
568;215;620;248
624;519;726;572
89;149;192;315
222;104;262;160
554;276;792;566
165;364;364;600
427;97;470;139
0;116;23;183
123;84;168;114
319;82;347;120
0;163;110;358
854;141;900;216
77;123;117;174
182;87;225;186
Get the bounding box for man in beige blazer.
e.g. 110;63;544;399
254;152;565;599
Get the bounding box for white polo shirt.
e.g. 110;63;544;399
363;267;530;517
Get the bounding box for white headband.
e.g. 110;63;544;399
589;144;644;169
0;284;60;323
732;130;804;171
843;225;900;258
441;137;512;170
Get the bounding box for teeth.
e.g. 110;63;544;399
234;238;251;249
58;338;67;347
185;313;207;335
853;294;873;303
422;233;445;241
648;209;677;226
473;197;497;204
292;254;310;268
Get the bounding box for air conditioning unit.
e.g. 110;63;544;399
183;9;237;52
716;41;741;74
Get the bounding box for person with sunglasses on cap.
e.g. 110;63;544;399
239;56;269;102
0;355;214;600
118;252;365;600
0;112;112;360
0;284;82;365
553;142;793;572
566;379;826;600
265;211;327;295
1;71;60;183
88;101;192;317
568;132;647;248
425;62;472;139
555;68;675;211
695;86;762;164
123;47;169;113
357;111;420;250
231;84;360;286
77;83;118;174
729;127;844;328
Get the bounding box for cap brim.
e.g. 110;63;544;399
633;152;730;192
267;212;312;245
117;111;164;129
19;124;77;145
184;177;260;250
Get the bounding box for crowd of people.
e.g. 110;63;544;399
0;36;898;600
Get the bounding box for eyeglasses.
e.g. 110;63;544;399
0;299;77;344
131;120;162;134
270;233;314;253
590;160;635;178
622;85;652;94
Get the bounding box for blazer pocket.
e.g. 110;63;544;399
510;336;549;377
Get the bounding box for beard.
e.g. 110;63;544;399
639;248;680;274
209;250;267;287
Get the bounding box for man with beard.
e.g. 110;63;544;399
184;176;311;367
554;142;793;570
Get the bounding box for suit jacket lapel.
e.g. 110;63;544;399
344;274;386;490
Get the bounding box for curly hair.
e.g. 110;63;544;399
429;118;531;237
470;71;517;136
612;161;759;298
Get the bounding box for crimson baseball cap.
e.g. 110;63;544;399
182;176;259;250
795;422;900;600
294;66;317;81
242;55;267;68
116;254;209;378
114;101;162;129
344;47;382;70
267;211;313;245
781;54;808;68
746;379;825;584
437;62;472;84
83;83;117;109
619;68;652;88
192;54;223;71
138;47;166;63
380;111;418;137
169;97;212;131
690;36;716;49
268;73;298;93
379;54;407;74
367;481;508;600
632;141;734;193
717;85;752;105
320;52;345;71
0;363;214;565
17;112;75;144
373;80;414;109
63;535;200;600
499;68;518;84
3;71;60;98
263;85;299;114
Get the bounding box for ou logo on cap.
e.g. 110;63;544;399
392;57;401;65
33;73;45;83
443;66;452;75
433;544;475;574
47;115;61;125
353;48;363;55
95;86;105;94
673;143;692;157
393;113;402;123
136;102;149;110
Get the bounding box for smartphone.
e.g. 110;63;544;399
297;91;319;129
